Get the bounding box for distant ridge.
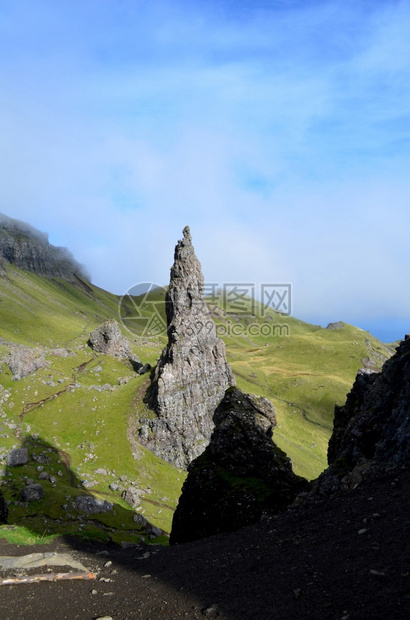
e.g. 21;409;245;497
0;212;89;282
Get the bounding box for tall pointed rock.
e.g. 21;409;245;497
138;226;235;469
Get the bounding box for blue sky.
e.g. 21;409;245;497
1;0;410;342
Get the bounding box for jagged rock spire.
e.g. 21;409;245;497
138;226;235;469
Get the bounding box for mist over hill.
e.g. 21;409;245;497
0;213;90;282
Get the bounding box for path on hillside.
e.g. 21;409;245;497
16;355;96;441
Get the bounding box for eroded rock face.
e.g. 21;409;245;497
139;226;235;469
89;319;142;371
313;335;410;496
170;387;309;544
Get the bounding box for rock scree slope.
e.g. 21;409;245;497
138;226;235;469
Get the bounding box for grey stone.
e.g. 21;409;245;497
6;346;48;380
7;448;29;467
325;321;345;330
89;320;142;369
95;468;107;475
142;226;235;469
75;496;113;514
121;486;141;508
38;471;49;480
0;552;90;572
20;483;44;502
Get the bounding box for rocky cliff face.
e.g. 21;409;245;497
313;335;410;496
138;226;235;469
170;387;309;544
0;213;88;281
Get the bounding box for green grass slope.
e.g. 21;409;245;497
0;264;395;545
0;266;179;544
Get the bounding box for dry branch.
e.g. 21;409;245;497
0;571;96;586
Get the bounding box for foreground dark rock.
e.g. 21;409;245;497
0;490;7;524
0;212;88;282
139;226;235;469
170;387;309;544
314;334;410;496
88;319;143;371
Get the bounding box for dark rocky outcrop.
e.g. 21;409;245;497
326;321;345;330
313;335;410;496
20;483;44;503
88;319;143;371
170;387;309;544
139;226;235;469
75;496;113;514
0;490;8;524
0;212;88;281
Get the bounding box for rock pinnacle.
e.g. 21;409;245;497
138;226;235;469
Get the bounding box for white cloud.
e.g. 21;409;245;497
0;0;409;340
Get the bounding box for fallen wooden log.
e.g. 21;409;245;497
0;571;97;586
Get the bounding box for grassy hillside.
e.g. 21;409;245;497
214;304;393;479
0;264;394;543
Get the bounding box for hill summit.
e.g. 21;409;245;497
0;212;89;282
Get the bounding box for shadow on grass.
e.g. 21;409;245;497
1;434;163;547
0;435;240;619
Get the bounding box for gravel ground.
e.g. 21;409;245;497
0;463;409;620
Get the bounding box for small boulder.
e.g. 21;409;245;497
122;486;141;508
7;448;29;467
88;320;142;371
20;483;44;502
7;346;48;380
94;468;107;476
